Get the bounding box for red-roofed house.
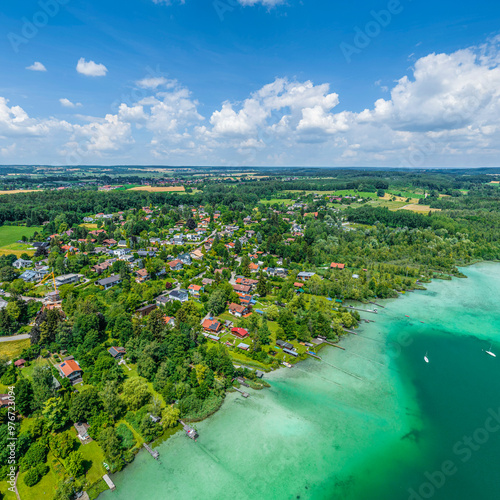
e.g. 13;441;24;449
56;359;83;382
294;282;304;288
330;263;345;269
231;327;249;338
202;318;223;333
188;284;203;297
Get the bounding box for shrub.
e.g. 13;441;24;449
23;468;41;487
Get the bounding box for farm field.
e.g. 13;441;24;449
0;338;30;359
128;186;186;193
0;189;41;196
259;198;295;205
0;225;43;256
396;204;440;214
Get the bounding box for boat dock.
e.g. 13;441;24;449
306;351;322;360
103;474;116;491
179;420;199;440
346;306;378;314
143;443;159;459
234;387;249;398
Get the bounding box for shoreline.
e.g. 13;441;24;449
98;262;494;498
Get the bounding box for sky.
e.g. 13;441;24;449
1;0;500;167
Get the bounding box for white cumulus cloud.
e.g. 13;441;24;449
76;58;108;77
59;98;82;108
26;62;47;72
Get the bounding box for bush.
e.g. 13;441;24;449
116;423;136;450
23;468;41;487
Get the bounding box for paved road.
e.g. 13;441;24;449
0;333;30;342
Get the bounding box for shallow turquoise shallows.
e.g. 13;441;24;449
102;263;500;500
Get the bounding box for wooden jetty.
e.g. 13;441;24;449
346;306;378;314
143;443;159;459
343;328;358;335
306;351;322;360
234;387;249;398
368;301;385;308
179;420;199;440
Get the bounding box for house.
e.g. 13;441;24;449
297;271;316;280
19;270;37;282
173;235;184;245
178;253;192;265
95;275;122;290
229;303;248;318
202;278;215;286
232;284;252;294
330;262;345;270
231;327;249;338
12;258;32;269
108;346;126;359
294;282;305;288
237;343;250;351
276;339;294;350
102;239;117;246
135;268;150;283
156;295;170;307
190;249;204;260
202;318;223;333
163;316;175;327
168;259;183;271
168;289;189;303
56;359;83;382
135;304;157;318
54;274;81;287
249;263;260;273
188;284;203;297
14;359;26;368
113;248;130;257
0;298;8;310
74;422;91;443
117;240;128;247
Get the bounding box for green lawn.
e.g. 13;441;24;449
259;198;295;205
71;434;108;485
0;225;43;248
17;451;62;500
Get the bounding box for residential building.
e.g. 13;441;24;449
229;303;248;317
95;275;122;290
56;359;83;382
168;259;183;271
202;318;223;333
108;346;126;359
188;284;203;297
12;258;32;269
168;289;189;303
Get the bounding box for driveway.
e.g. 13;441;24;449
0;333;30;342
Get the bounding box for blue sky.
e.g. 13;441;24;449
1;0;500;166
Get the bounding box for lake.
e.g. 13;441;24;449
102;262;500;500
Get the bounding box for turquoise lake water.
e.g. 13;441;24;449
102;262;500;500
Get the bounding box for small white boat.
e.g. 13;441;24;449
485;344;496;358
424;352;429;363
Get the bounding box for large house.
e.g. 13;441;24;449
168;259;183;271
229;303;248;318
12;258;32;269
168;289;189;303
56;359;83;382
231;327;249;338
202;318;223;333
297;271;316;280
95;275;122;290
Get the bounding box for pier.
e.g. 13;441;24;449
346;306;378;314
234;387;249;398
306;351;322;360
179;420;199;440
143;443;159;459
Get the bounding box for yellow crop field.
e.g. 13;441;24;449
128;186;186;193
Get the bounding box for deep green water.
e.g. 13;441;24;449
103;263;500;500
